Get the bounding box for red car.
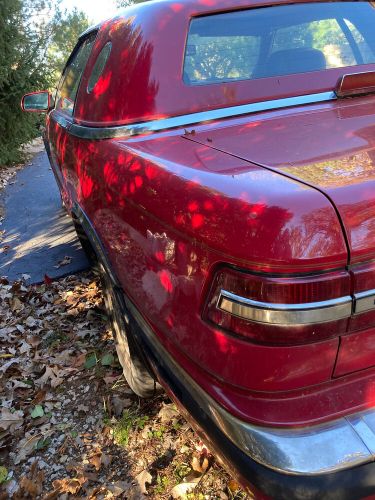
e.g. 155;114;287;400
22;1;375;498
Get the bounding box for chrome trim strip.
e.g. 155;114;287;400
124;294;375;476
218;290;352;325
354;289;375;314
68;91;337;140
51;111;72;130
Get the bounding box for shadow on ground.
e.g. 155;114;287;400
0;149;89;283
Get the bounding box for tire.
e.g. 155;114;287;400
73;218;98;268
99;262;161;398
73;219;161;398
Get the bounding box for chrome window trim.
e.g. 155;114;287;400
51;111;73;129
354;289;375;314
79;23;100;39
218;290;353;325
68;91;337;140
124;293;375;476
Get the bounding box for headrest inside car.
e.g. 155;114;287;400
255;48;327;79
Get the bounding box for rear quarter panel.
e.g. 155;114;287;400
58;128;347;404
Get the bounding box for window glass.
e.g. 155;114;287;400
272;20;356;69
184;2;375;85
344;19;375;64
55;32;96;116
87;42;112;93
184;35;260;83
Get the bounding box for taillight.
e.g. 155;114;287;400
204;267;352;346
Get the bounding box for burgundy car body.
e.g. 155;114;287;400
22;1;375;498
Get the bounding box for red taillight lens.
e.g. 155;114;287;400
204;267;352;346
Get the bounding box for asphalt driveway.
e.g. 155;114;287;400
0;149;89;283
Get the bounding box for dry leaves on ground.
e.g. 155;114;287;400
0;272;248;499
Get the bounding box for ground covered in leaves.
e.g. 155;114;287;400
0;274;250;499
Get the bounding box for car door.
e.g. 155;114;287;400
47;31;97;207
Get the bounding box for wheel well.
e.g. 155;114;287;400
72;215;98;268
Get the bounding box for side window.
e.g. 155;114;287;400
87;42;112;93
55;32;96;116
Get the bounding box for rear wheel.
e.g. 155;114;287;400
100;264;160;398
73;219;160;398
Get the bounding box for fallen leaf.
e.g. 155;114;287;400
35;366;63;388
18;461;44;498
44;274;53;285
71;352;86;368
25;316;37;328
0;358;20;374
0;466;8;484
9;380;33;390
112;395;132;417
101;453;112;467
31;405;44;419
10;296;23;312
105;480;132;497
158;403;179;423
19;340;32;353
5;479;18;497
135;469;152;494
15;324;25;334
89;454;102;471
103;374;122;386
84;353;97;369
14;434;42;464
28;336;42;348
101;352;114;366
228;479;242;494
191;456;209;474
171;479;200;499
0;407;23;431
52;476;86;495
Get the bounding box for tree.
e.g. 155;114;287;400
115;0;151;7
0;0;89;165
0;0;53;165
47;8;90;86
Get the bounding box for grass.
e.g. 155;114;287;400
112;409;149;447
154;475;170;494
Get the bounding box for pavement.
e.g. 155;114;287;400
0;148;89;283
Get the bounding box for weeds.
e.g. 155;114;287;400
112;410;149;446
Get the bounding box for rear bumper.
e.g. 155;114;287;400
120;290;375;500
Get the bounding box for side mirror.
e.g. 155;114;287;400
21;91;53;113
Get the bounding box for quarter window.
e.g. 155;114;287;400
87;42;112;93
55;32;96;116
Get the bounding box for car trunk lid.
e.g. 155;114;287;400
187;94;375;266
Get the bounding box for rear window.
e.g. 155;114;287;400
184;2;375;85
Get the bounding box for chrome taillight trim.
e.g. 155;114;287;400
354;289;375;315
218;290;353;325
66;91;337;140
